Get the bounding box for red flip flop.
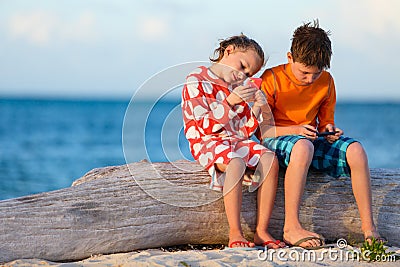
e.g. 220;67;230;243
226;240;257;251
229;240;252;248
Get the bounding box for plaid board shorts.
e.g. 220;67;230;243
263;135;357;178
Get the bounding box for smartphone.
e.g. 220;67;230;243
317;131;338;137
246;77;262;89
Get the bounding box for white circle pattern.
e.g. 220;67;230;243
182;66;269;189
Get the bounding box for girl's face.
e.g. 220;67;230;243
218;45;262;84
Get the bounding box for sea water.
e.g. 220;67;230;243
0;98;399;200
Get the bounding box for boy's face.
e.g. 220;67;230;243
287;52;322;85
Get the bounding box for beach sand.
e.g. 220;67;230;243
3;245;399;267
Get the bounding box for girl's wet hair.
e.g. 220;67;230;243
210;34;265;65
291;19;332;70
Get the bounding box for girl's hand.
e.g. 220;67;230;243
226;85;257;106
253;90;267;107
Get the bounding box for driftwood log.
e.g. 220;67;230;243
0;160;399;263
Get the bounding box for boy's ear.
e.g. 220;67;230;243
287;52;294;63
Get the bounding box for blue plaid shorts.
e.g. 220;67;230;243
262;135;357;178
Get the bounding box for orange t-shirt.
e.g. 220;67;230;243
260;64;336;132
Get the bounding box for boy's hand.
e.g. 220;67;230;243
324;124;343;143
297;124;317;140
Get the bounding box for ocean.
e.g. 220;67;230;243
0;98;399;200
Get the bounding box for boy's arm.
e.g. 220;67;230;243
260;124;318;139
317;77;336;132
316;76;343;143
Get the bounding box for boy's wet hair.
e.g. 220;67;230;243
210;34;265;66
291;19;332;70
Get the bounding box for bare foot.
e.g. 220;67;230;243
364;229;386;244
283;227;322;248
254;231;286;249
229;233;255;248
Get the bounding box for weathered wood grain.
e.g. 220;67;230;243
0;160;399;263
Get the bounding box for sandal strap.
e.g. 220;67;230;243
229;240;250;248
293;236;325;246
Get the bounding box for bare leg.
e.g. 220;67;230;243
219;158;255;248
253;152;285;248
346;142;380;240
282;139;321;248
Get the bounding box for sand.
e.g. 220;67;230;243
3;245;399;267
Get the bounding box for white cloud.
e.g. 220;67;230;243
136;16;170;42
8;10;57;45
7;10;98;46
62;11;97;43
329;0;400;48
358;0;400;35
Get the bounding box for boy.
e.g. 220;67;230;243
259;20;383;249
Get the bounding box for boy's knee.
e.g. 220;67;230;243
288;139;314;166
292;139;314;156
347;142;367;158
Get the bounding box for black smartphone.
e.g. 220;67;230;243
317;131;338;137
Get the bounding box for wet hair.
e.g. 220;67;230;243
290;19;332;70
210;34;265;66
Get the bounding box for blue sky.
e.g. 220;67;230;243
0;0;399;101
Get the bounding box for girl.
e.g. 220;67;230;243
182;34;285;249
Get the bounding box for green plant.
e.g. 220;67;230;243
360;237;395;262
345;233;358;247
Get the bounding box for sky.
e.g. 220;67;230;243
0;0;399;101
